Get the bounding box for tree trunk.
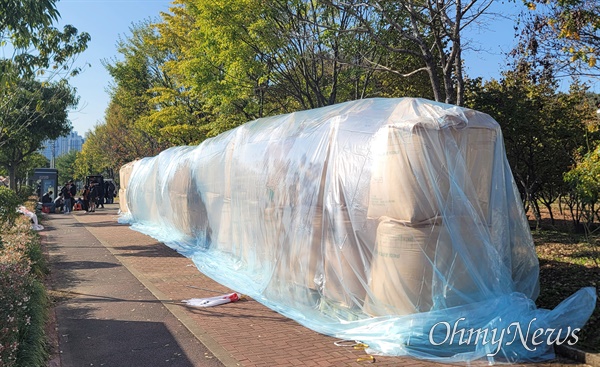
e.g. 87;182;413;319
8;164;16;191
454;42;465;106
558;195;564;216
425;59;442;102
532;199;542;230
543;201;555;226
443;67;455;105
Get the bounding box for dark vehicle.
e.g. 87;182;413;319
86;175;104;188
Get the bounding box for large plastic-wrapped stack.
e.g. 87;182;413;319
118;159;137;215
119;98;596;363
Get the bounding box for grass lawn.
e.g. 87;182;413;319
531;219;599;353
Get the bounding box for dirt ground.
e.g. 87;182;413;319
527;206;600;353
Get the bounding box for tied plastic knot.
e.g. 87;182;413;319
353;343;368;350
357;355;375;363
334;339;362;347
334;340;374;363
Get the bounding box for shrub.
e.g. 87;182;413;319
0;214;48;367
15;186;35;203
15;280;47;367
0;187;21;230
0;255;33;367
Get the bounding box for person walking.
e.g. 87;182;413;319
82;185;90;212
88;183;98;212
105;181;116;204
97;180;105;209
69;180;77;211
61;182;72;214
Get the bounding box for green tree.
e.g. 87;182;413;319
156;0;383;137
100;101;160;168
74;127;111;180
257;0;377;109
107;19;208;147
74;99;158;181
0;186;21;229
17;152;48;188
1;0;89;152
55;149;78;184
324;0;496;105
565;146;600;226
1;0;58;43
465;64;592;228
103;20;171;153
515;0;599;79
97;0;440;159
0;79;77;190
1;0;89;78
157;0;269;135
0;154;48;199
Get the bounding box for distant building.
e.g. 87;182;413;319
40;131;85;165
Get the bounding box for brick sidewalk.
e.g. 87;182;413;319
46;204;586;367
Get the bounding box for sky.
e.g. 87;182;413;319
54;0;531;137
56;0;172;136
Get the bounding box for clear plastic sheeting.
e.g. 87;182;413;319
119;98;596;363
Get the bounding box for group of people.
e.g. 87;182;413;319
82;179;104;212
41;179;117;214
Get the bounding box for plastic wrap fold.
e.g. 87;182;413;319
119;98;596;363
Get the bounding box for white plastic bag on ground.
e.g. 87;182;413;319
184;293;241;307
17;206;44;231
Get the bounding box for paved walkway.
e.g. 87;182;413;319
40;204;587;367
